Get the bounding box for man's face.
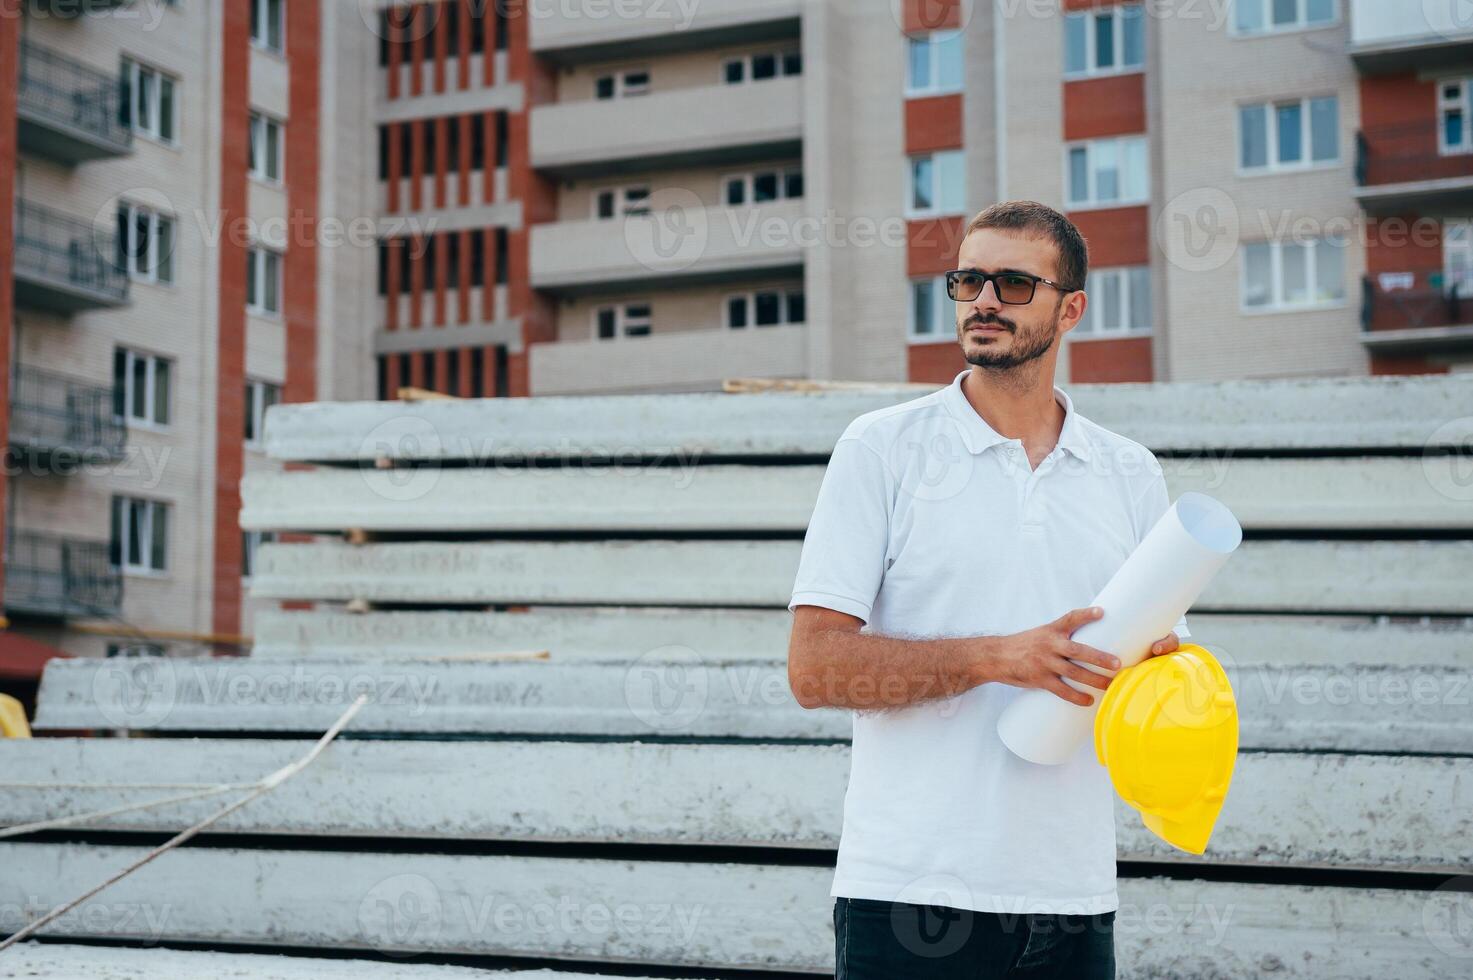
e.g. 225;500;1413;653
953;228;1083;371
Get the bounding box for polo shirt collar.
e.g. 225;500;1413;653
941;369;1094;462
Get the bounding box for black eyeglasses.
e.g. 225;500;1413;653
944;269;1077;306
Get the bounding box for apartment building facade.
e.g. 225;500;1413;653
367;0;1465;395
0;0;377;687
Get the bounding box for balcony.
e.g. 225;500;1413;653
3;530;123;621
530;0;800;65
13;199;130;313
1354;124;1473;213
9;366;128;467
531;323;807;395
1359;277;1473;354
17;39;133;163
1349;0;1473;74
531;200;806;294
530;76;803;178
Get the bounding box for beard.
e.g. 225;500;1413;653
957;308;1058;371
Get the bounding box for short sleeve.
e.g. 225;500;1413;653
788;436;893;625
1133;465;1192;641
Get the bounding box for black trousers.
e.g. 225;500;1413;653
834;897;1115;980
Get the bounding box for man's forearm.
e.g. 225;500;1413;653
789;627;1005;711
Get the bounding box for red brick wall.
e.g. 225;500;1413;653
1069;206;1150;268
907;217;967;277
900;0;964;33
1069;336;1152;383
905;94;964;154
284;0;321;407
0;0;18;607
1063;73;1146;141
1360;73;1472;186
210;1;252;644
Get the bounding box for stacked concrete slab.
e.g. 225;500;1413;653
3;374;1472;977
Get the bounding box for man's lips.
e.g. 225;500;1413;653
966;321;1012;334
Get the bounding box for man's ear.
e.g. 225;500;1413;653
1057;289;1087;335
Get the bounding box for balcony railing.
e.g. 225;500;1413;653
13;198;130;313
1362;279;1457;330
9;366;128;464
17;39;133;162
3;530;123;620
1356;122;1473;189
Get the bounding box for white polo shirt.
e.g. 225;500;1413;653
789;369;1189;916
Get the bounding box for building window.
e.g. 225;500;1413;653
1446;220;1473;296
1066;136;1149;208
1079;267;1151;336
242;530;277;579
593;185;651;219
726;289;805;328
113;347;171;426
120;58;178;144
906;32;962;95
1065;4;1144;78
106;642;166;657
1232;0;1337;35
723;50;802;85
723;168;803;206
115;202;175;284
908;150;966;216
110;495;169;574
1241;238;1347;311
594;69;649;100
250;0;284;53
249;111;284;182
245;379;281;445
247;246;283;316
1440;79;1472;155
1239;96;1338;171
594;302;652;339
909;276;952;340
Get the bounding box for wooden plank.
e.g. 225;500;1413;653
248;539;1473;614
30;658;1473;754
261;374;1473;461
0;845;1465;977
241;457;1473;533
249;608;1473;668
0;943;641;980
1;740;1466;873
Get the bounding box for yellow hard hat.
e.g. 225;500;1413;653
1094;643;1237;855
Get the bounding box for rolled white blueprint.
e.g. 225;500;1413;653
996;491;1242;766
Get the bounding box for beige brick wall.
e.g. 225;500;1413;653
554;276;806;341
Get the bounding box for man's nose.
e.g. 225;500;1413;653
971;279;1005;314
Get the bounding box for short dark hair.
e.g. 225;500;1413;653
964;201;1088;292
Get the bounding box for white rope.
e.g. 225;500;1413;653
0;694;368;953
0;784;247;840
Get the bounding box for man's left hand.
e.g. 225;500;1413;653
1146;632;1181;658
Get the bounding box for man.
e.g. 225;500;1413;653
787;201;1189;979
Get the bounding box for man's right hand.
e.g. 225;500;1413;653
992;606;1121;706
